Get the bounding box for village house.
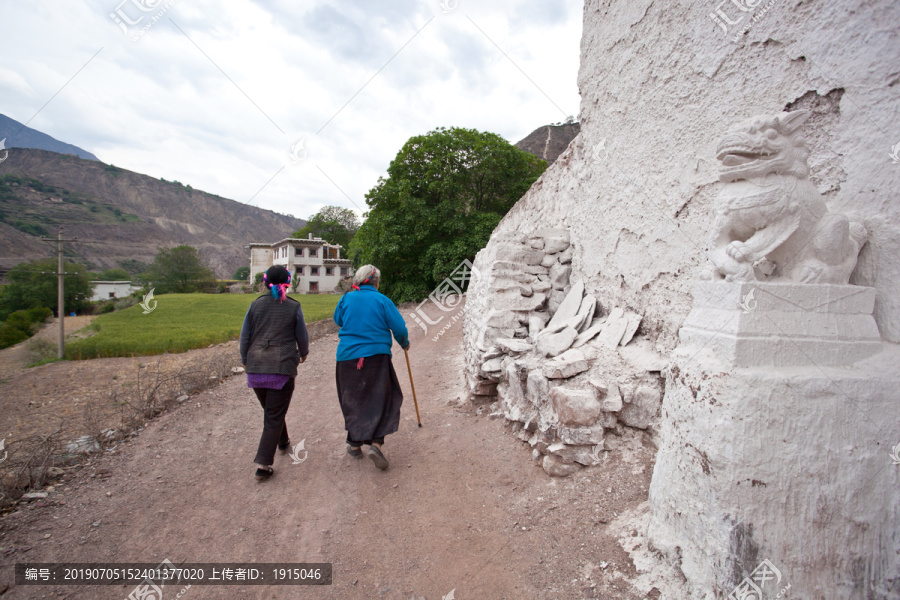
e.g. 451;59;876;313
90;280;137;302
247;234;353;293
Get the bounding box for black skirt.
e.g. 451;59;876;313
335;354;404;442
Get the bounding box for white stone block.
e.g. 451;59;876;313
532;280;551;294
549;263;572;290
590;379;623;412
496;338;534;355
526;369;550;407
535;227;571;254
543;348;589;379
496;244;545;266
536;326;578;358
597;308;627;349
679;282;881;367
558;425;605;446
542;454;582;477
618;385;660;429
620;311;642;346
573;318;607;348
548;290;565;315
550;387;602;427
546;280;585;330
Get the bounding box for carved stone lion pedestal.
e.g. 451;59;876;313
645;110;898;598
646;281;899;598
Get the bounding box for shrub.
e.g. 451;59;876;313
25;306;52;324
114;297;137;311
0;323;28;349
26;337;56;364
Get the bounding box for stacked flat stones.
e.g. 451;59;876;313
464;228;665;476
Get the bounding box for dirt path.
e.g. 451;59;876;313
0;301;656;599
0;316;93;381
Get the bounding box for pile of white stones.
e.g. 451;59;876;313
464;228;666;476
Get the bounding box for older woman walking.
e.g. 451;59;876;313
334;265;409;470
240;265;309;481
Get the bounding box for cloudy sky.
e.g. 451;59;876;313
0;0;583;221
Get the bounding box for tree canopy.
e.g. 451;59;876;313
0;258;94;319
96;267;131;280
145;245;216;293
291;206;360;249
349;126;547;303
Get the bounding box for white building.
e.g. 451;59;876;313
247;235;353;294
90;280;135;302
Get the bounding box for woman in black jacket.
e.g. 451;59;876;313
239;265;309;481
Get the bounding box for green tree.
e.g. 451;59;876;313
145;245;216;293
0;259;94;319
291;206;360;249
0;307;52;350
233;266;250;281
96;268;131;280
349;126;547;303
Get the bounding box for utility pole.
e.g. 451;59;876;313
41;229;78;359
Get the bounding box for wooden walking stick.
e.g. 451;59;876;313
404;348;422;427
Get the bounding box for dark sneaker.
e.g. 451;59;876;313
367;445;389;470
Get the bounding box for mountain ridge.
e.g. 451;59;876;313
0;148;303;278
0;114;99;162
514;122;581;164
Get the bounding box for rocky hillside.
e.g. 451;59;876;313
0;148;303;278
514;122;581;163
0;114;99;161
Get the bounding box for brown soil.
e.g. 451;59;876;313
0;300;656;599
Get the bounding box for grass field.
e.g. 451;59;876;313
65;293;340;359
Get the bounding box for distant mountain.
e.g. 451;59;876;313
0;114;99;161
515;122;581;164
0;149;304;278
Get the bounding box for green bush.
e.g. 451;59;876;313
98;302;116;314
0;323;28;349
0;307;51;349
25;306;52;324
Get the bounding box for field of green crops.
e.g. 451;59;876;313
65;293;339;359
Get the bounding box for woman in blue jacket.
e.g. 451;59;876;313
333;265;409;470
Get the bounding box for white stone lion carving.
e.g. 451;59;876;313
708;109;867;284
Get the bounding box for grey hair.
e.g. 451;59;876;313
352;265;380;287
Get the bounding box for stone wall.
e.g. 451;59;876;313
463;0;900;596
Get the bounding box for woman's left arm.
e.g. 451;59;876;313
239;307;253;365
384;299;410;349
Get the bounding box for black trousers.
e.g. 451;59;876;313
252;377;294;466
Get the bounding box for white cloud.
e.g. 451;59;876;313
0;0;582;221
